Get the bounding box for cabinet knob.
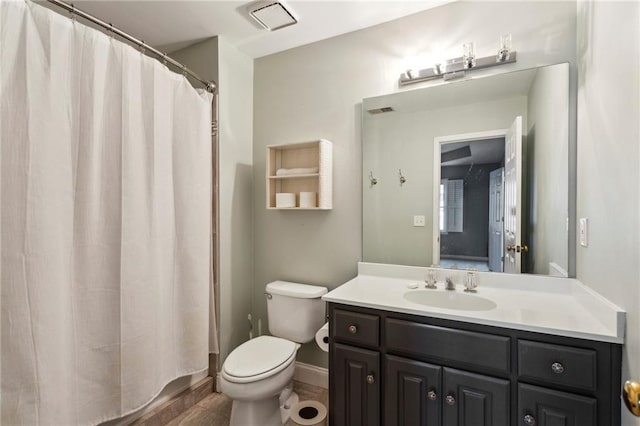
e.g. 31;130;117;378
445;395;456;406
551;362;565;374
523;414;536;425
427;390;437;401
366;374;375;385
348;325;358;334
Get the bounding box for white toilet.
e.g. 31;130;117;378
220;281;328;426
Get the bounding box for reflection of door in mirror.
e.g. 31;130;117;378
488;167;504;272
433;130;507;272
504;116;523;273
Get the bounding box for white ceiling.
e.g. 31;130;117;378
441;138;505;167
65;0;452;58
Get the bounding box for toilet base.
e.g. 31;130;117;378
230;395;282;426
280;391;299;423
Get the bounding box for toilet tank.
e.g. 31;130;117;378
266;281;328;343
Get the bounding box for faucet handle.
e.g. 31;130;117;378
425;268;437;289
464;271;478;292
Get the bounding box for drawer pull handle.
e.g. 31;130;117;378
366;374;375;385
523;414;536;425
445;395;456;406
348;325;358;334
551;362;565;374
427;390;437;401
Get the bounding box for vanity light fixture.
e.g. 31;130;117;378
405;68;418;80
399;34;516;86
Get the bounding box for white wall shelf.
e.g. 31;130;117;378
266;139;333;210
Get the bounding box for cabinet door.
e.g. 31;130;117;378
518;383;596;426
442;368;510;426
333;343;380;426
385;355;442;426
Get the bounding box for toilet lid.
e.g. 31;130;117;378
223;336;297;380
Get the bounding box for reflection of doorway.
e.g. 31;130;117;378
433;129;510;271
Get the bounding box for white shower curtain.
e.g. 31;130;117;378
0;1;212;424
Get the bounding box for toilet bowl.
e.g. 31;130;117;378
220;336;298;426
220;281;328;426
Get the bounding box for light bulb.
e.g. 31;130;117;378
463;42;475;69
498;34;512;62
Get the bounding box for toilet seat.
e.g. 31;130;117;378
222;336;297;384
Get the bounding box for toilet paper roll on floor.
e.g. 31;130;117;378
290;400;327;426
315;322;329;352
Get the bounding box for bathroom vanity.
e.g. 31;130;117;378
324;264;625;426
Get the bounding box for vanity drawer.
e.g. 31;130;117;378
518;340;597;392
333;309;380;347
386;318;510;374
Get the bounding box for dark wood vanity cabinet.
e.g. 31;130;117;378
333;343;380;426
385;355;509;426
328;303;622;426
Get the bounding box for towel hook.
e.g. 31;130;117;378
369;171;378;187
399;169;407;186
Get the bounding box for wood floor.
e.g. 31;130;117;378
165;381;328;426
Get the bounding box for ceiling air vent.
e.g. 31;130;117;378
248;1;298;31
367;107;394;114
442;145;472;163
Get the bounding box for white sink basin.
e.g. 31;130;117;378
404;290;497;311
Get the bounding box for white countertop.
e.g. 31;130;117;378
322;262;625;343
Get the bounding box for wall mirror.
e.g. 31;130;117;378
362;63;571;277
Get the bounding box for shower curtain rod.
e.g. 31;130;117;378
45;0;217;94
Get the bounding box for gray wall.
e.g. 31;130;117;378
253;1;577;367
526;64;570;276
576;1;640;424
170;38;218;94
215;36;254;365
173;37;255;365
441;163;502;259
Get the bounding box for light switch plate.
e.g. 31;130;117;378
413;215;426;227
579;217;588;247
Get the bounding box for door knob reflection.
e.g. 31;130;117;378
506;244;529;253
623;381;640;416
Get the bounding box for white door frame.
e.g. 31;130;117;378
433;129;508;267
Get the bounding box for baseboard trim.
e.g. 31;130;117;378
294;362;328;389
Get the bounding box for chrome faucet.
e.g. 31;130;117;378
445;276;455;291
